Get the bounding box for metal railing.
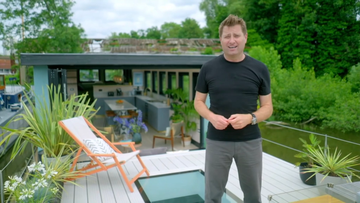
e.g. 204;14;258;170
262;121;360;173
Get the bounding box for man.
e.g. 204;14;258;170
194;14;273;203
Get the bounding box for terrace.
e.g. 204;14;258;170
59;122;360;203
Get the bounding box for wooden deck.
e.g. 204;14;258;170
61;150;317;203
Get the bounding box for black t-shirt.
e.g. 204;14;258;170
196;54;271;141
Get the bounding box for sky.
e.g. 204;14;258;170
1;0;207;54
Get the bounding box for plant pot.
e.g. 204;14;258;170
316;173;351;186
182;136;191;146
132;132;142;144
299;162;316;185
41;154;72;166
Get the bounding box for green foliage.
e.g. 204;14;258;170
304;145;360;182
146;26;161;39
165;88;198;134
160;22;182;39
347;63;360;93
245;29;272;52
322;92;360;132
249;46;360;132
0;0;86;54
294;134;321;166
201;47;214;55
178;18;204;39
276;0;360;76
170;48;178;52
0;84;99;158
199;0;232;38
237;0;281;43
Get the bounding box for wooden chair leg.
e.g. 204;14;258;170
152;137;156;148
171;139;174;151
165;140;167;144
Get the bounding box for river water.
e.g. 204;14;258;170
259;121;360;174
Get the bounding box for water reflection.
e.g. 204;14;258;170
260;122;360;171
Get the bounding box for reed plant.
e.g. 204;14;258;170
0;84;99;158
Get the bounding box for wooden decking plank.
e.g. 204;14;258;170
149;158;168;171
97;170;116;203
107;167;131;203
175;155;198;167
86;174;102;203
61;180;75;203
157;157;178;170
166;155;187;168
73;177;88;203
141;159;159;174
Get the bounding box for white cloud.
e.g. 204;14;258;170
71;0;206;38
1;0;206;54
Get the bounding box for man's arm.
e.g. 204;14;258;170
228;93;273;129
194;91;229;130
254;93;273;123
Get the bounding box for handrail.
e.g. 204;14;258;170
263;121;360;147
262;121;360;173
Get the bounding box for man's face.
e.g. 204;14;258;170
220;25;247;61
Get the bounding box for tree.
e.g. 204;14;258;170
199;0;231;38
146;26;161;39
276;1;317;71
276;0;360;76
0;0;86;54
160;22;181;39
178;18;204;39
118;32;131;38
237;0;281;44
130;30;140;39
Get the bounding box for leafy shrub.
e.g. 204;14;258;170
249;46;359;132
347;63;360;93
201;47;214;55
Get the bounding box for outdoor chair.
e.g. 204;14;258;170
152;122;184;151
58;116;150;193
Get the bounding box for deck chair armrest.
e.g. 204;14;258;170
87;153;116;157
113;142;135;146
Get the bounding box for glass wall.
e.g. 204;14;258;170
152;71;158;93
159;72;166;95
79;69;99;82
179;73;189;101
145;71;151;90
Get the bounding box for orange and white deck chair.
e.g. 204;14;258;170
58;116;150;192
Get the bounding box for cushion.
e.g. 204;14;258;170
83;138;116;161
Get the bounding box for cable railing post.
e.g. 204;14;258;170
324;134;328;156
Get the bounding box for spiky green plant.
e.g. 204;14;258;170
304;145;360;183
294;134;321;167
0;84;99;158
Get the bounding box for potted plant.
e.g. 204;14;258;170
165;88;199;145
4;150;78;203
294;134;320;185
114;110;148;144
165;88;188;123
303;144;360;185
0;84;99;159
178;100;199;146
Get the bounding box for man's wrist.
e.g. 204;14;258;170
250;113;257;125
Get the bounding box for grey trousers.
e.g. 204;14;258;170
205;138;263;203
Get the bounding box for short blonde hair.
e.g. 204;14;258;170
219;14;247;37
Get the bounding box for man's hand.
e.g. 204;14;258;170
228;114;252;129
209;114;229;130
